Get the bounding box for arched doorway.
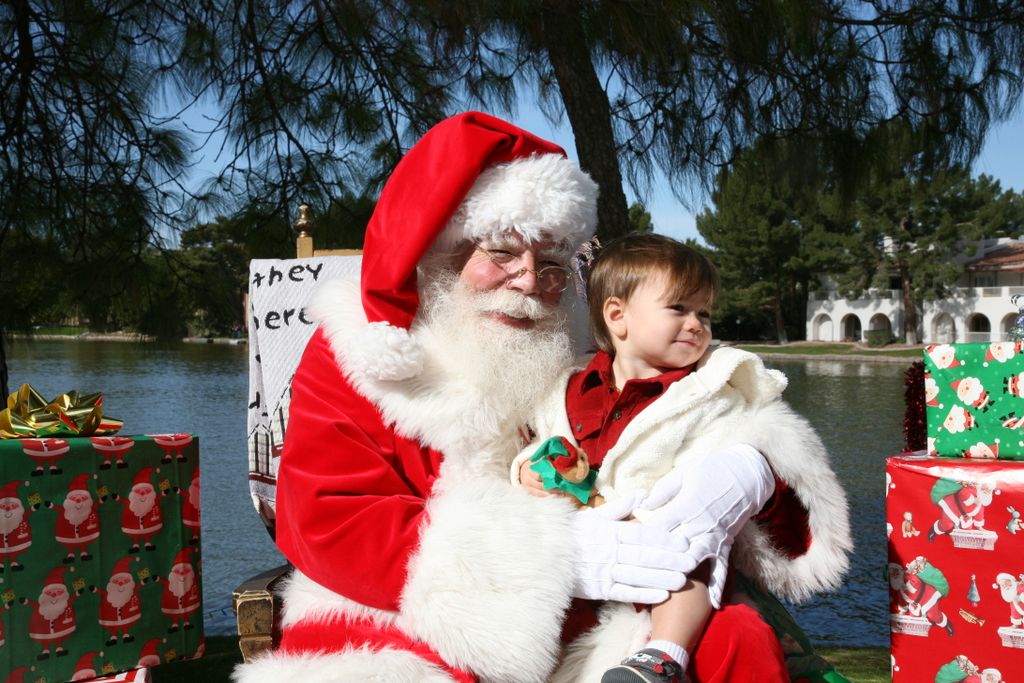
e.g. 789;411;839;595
931;314;955;343
966;314;992;343
841;314;862;342
812;313;834;342
1002;313;1019;340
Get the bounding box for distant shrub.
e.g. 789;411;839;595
865;329;892;347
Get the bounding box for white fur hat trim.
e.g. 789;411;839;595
434;153;598;254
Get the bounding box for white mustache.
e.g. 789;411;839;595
473;288;550;321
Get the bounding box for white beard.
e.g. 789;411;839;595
106;581;135;609
0;506;24;535
168;569;194;597
128;492;154;517
39;594;69;621
417;271;575;433
188;484;200;508
64;499;93;526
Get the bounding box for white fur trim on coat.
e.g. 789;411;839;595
309;278;424;383
398;477;578;682
232;646;456;683
434;153;598;254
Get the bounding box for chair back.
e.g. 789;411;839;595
246;254;361;537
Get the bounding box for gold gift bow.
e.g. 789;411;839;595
0;383;123;439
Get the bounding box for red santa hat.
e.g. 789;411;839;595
67;473;93;494
347;111;598;382
71;651;100;679
111;556;138;579
172;547;194;569
43;566;71;590
4;667;33;683
137;638;163;666
0;480;24;500
132;467;157;489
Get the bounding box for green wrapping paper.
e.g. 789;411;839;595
924;342;1024;459
0;434;203;681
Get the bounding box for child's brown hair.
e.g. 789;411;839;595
587;233;720;353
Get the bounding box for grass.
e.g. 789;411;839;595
737;341;923;359
152;637;889;682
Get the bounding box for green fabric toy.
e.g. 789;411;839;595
529;436;597;505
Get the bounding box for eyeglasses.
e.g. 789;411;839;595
477;246;575;294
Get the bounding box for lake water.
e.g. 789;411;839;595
5;340;903;646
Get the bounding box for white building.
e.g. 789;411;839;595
806;238;1024;344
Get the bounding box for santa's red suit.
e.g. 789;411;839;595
932;484;987;536
231;113;850;683
119;499;162;541
182;474;200;542
161;579;200;624
55;509;100;552
899;573;950;629
98;589;142;633
0;518;31;560
28;600;77;647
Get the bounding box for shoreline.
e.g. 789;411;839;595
11;334;923;360
9;332;245;345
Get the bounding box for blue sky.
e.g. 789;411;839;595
180;102;1024;244
512;108;1024;243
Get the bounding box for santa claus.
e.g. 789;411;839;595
232;112;850;683
54;474;101;563
24;566;79;658
137;638;164;668
993;572;1024;628
181;469;200;546
69;651;101;681
160;548;200;632
892;556;954;636
0;480;33;571
97;556;143;644
20;438;69;476
117;467;163;552
929;476;999;541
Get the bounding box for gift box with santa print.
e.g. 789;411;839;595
924;341;1024;459
0;435;203;681
887;452;1024;681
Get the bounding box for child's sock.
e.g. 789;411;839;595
646;639;689;670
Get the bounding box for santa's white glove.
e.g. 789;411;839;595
571;491;690;604
638;444;775;608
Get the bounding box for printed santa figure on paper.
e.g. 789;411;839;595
70;651;102;681
160;548;200;632
889;555;955;637
148;434;192;464
54;473;101;563
0;480;34;572
136;638;164;668
935;655;1004;683
928;476;1000;549
988;341;1023;364
24;566;80;659
3;667;34;683
181;468;200;546
97;557;144;645
90;436;135;470
20;438;69;476
994;571;1024;649
117;467;163;553
928;343;963;369
952;376;993;412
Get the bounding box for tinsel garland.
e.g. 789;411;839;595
903;360;927;452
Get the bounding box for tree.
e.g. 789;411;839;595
697;139;853;343
849;164;1009;345
0;0;192;395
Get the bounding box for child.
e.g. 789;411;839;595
513;233;850;683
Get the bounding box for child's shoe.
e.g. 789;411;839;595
600;648;686;683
